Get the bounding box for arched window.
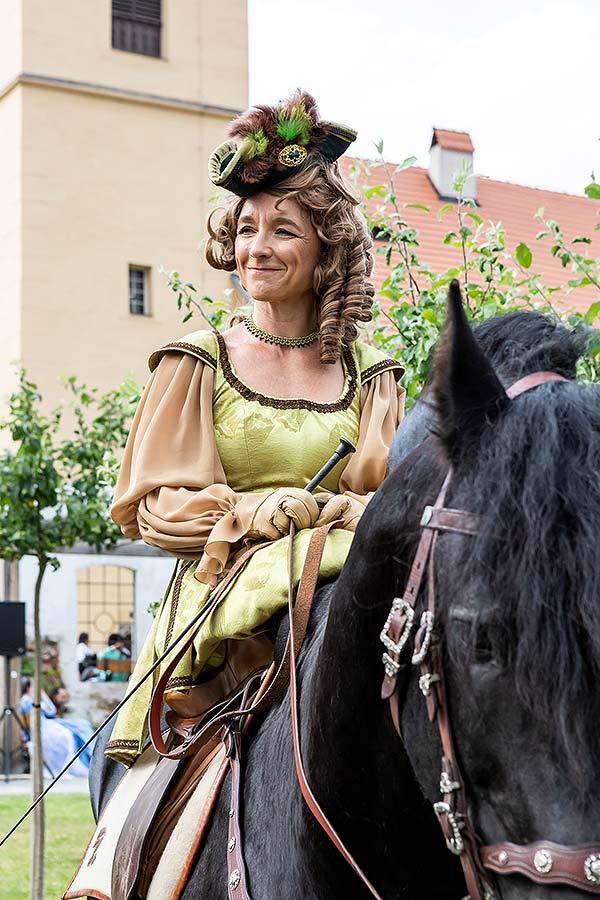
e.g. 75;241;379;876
76;565;135;654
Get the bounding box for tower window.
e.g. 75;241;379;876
112;0;161;58
129;266;151;315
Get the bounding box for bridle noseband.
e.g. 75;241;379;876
380;372;600;899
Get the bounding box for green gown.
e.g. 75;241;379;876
107;330;404;764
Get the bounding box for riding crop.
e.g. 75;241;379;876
0;436;355;848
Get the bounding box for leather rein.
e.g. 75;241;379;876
380;371;600;898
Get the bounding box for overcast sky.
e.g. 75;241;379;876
248;0;599;196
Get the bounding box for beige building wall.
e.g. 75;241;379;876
0;86;23;403
0;0;22;86
1;0;248;410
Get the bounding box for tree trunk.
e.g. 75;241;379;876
30;557;47;900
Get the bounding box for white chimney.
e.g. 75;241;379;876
429;128;476;202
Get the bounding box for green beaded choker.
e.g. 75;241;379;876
243;315;319;348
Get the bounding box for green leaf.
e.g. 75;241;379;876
374;139;384;156
584;182;600;200
572;236;592;244
584;300;600;324
515;243;532;269
364;185;387;200
395;156;417;172
466;212;483;226
437;203;454;220
403;203;430;212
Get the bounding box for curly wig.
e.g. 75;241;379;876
205;160;374;364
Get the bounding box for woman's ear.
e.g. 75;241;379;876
433;280;508;463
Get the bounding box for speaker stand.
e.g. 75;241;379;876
0;656;27;782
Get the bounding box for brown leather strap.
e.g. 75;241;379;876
482;842;600;893
149;542;276;759
225;675;267;900
420;505;480;536
506;371;568;398
288;523;384;900
225;524;336;900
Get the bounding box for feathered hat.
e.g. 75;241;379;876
208;90;357;197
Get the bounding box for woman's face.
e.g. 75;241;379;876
234;193;321;308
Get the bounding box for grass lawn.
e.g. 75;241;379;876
0;793;94;900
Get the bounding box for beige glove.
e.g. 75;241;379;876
314;493;366;531
248;488;320;540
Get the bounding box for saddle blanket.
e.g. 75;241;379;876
63;742;227;900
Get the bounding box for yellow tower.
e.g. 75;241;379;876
0;0;248;406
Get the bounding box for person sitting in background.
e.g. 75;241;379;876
19;679;89;777
99;633;131;683
48;685;96;767
76;632;97;678
48;685;68;716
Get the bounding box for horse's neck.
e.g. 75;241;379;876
301;514;402;824
294;501;465;900
309;538;396;758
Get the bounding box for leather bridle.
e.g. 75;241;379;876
380;371;600;898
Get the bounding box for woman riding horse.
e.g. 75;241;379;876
105;90;405;766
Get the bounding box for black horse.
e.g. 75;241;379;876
91;296;595;899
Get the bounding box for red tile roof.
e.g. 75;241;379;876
340;157;600;314
431;128;474;153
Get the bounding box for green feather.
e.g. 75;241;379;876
276;101;313;146
239;129;269;161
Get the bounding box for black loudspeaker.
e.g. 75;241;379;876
0;602;26;657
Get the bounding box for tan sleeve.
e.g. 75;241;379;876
338;370;405;499
111;351;271;582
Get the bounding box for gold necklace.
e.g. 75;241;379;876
244;314;319;348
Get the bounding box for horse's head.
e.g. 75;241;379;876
395;284;600;900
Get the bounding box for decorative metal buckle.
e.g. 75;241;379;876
433;801;465;855
419;672;440;697
380;597;415;678
439;770;460;794
411;610;434;665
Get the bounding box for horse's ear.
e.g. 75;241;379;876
433;280;508;460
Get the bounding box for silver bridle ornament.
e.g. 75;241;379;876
380;597;415;678
585;854;600;885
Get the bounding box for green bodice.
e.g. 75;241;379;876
151;329;402;496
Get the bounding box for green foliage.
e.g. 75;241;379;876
354;150;600;404
160;265;232;330
0;370;140;565
584;173;600;202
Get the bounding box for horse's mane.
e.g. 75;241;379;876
472;309;584;381
443;341;600;788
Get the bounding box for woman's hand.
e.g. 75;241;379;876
249;488;320;540
314;493;365;531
